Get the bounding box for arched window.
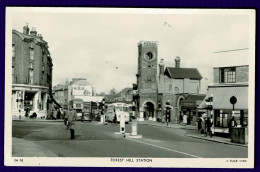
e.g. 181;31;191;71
174;87;179;94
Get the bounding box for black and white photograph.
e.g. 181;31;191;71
5;7;255;168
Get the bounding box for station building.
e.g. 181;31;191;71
11;25;53;119
136;41;203;123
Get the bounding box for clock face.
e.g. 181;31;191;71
144;52;155;61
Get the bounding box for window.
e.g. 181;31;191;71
29;62;34;69
220;67;236;83
29;48;34;60
214;110;230;127
42;65;45;73
174;87;179;94
12;44;15;57
29;69;33;84
42;50;45;62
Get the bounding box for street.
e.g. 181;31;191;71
12;120;248;158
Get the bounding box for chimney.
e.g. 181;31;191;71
175;56;181;68
38;34;43;39
30;27;37;36
23;24;29;34
159;59;165;75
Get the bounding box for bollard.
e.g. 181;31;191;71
100;115;104;123
131;119;137;136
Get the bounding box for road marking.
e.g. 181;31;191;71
126;138;201;158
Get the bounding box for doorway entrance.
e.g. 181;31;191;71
144;102;154;120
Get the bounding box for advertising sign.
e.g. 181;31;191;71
72;85;92;96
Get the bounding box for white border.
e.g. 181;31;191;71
5;7;255;168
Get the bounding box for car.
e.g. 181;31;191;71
81;108;92;122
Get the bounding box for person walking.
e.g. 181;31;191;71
205;117;213;137
197;116;202;132
64;108;69;129
183;113;188;126
68;107;77;140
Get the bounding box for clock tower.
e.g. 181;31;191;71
136;41;158;121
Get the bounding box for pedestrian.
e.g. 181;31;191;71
205;117;213;137
25;107;30;118
64;108;69;129
68;107;77;140
59;108;64;119
201;115;206;136
228;116;237;136
179;113;183;125
53;109;57;120
183;113;187;126
197;116;202;132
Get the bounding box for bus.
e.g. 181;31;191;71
105;102;130;123
69;98;83;120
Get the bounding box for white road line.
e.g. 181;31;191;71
126;138;202;158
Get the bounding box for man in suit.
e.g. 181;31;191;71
68;106;77;140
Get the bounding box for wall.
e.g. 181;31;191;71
12;31;52;89
236;66;249;83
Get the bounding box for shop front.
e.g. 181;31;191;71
12;84;49;119
181;101;196;125
199;85;248;134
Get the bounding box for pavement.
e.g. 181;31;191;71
12;137;57;157
11;118;247;157
138;120;248;148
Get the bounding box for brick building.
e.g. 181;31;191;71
11;25;53;118
136;41;203;123
199;65;248;133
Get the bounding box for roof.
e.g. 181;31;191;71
12;30;48;46
185;94;206;101
165;67;203;79
198;86;248;110
70;79;91;86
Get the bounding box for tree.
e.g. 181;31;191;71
110;88;117;95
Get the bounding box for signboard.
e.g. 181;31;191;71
72;85;92;96
182;102;195;107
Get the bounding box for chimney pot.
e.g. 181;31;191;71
175;56;181;68
23;24;29;34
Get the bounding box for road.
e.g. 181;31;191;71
12;120;248;158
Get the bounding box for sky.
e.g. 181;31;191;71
10;8;254;94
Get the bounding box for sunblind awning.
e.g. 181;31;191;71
74;96;104;103
198;86;248;110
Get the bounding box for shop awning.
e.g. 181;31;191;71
74;96;104;103
198;86;248;110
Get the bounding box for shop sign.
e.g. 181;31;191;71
182;102;195;106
